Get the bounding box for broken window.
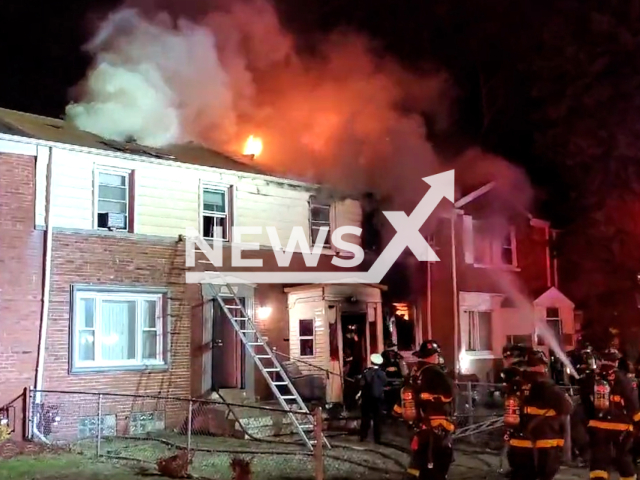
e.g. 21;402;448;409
393;303;416;351
309;196;331;248
202;186;229;240
472;220;517;266
361;192;381;252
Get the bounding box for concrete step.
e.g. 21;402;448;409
202;390;316;439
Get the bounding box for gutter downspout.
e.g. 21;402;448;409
427;260;432;338
544;225;552;288
450;211;459;375
32;147;53;443
551;230;559;288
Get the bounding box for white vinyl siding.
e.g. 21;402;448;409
10;140;361;247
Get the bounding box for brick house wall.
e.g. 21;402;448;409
0;153;43;439
427;213;553;377
41;230;191;440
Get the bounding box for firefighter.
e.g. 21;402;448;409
393;340;455;480
500;345;530;475
570;347;598;465
581;348;640;480
506;349;573;480
381;341;406;414
359;353;388;444
502;344;530;389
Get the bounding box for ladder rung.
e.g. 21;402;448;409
226;305;243;308
240;330;255;333
257;355;271;358
248;342;262;346
232;317;249;321
272;382;288;385
281;396;297;400
265;368;280;372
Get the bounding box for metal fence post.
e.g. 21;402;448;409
97;394;103;457
314;407;324;480
563;415;571;464
466;382;474;442
187;400;193;453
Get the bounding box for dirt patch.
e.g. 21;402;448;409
0;440;67;460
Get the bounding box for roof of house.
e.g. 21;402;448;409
0;107;295;181
455;180;547;224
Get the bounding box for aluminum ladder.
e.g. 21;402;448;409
203;281;330;451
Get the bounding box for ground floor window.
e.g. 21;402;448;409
393;303;416;351
465;310;492;352
507;334;533;346
299;318;315;357
71;286;168;373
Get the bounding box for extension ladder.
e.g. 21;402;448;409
202;281;330;451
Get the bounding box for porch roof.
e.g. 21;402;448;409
283;283;388;293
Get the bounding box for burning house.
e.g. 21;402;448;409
0;107;405;441
0;107;576;439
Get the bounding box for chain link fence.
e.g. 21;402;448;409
27;389;408;480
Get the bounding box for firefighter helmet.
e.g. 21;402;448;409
502;344;530;361
370;353;384;365
413;340;441;359
600;348;621;365
525;349;549;368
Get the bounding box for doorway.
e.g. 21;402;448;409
212;297;247;390
341;312;367;410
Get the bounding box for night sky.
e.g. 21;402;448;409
2;0;637;334
0;0;540;179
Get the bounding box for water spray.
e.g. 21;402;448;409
492;270;579;378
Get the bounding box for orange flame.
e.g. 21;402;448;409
243;135;263;157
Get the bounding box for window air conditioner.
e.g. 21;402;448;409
98;212;127;230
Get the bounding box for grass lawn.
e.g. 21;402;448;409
0;452;160;480
0;436;407;480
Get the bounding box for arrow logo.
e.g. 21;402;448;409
186;169;455;284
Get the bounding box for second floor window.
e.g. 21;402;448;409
96;169;130;231
202;187;229;240
309;196;331;248
472;220;517;266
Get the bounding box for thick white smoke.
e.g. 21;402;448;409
67;0;570;372
66;0;456;208
67;8;235;148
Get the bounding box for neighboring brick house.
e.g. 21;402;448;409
422;184;576;381
0;150;44;439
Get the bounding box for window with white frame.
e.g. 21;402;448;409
537;307;562;346
309;196;331;248
472;220;516;266
201;186;229;240
299;319;315;357
466;310;493;352
95;169;130;231
71;287;167;372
